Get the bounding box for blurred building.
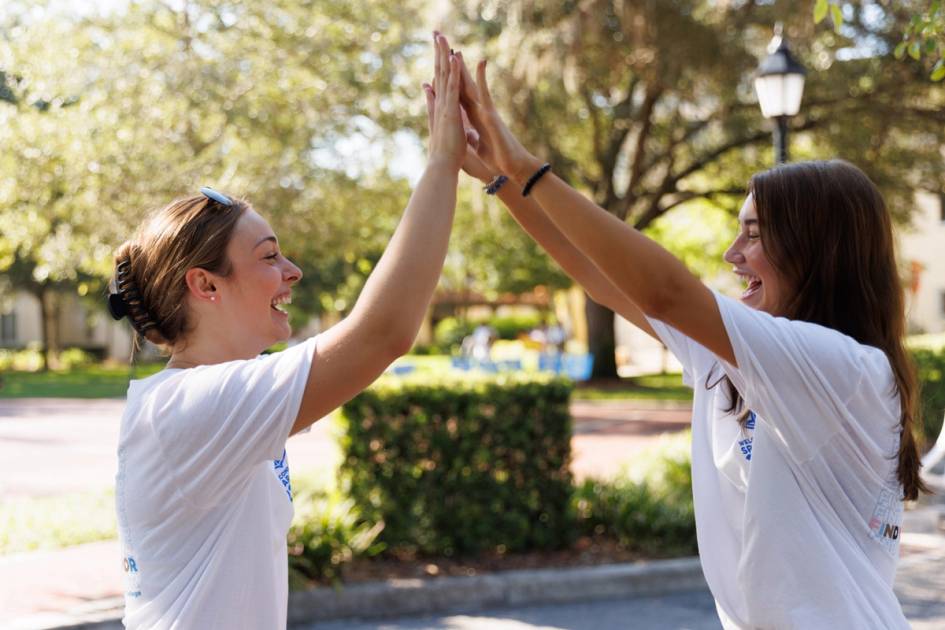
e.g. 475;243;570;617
0;291;133;361
901;191;945;335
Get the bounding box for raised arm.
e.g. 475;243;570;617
291;34;466;434
423;61;656;339
492;184;657;340
458;57;733;365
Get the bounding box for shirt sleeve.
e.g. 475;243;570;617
713;292;899;464
147;337;318;504
646;316;719;389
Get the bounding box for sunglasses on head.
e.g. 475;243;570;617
200;187;233;206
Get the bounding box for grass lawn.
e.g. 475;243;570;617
573;372;692;401
0;356;690;402
0;489;117;554
0;364;164;398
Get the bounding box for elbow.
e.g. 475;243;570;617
387;331;416;359
375;320;416;360
637;282;679;321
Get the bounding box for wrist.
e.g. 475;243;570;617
509;154;545;186
426;156;461;176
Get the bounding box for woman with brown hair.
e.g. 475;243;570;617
109;34;465;629
433;53;925;628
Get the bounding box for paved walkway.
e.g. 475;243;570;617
0;399;691;498
0;398;691;624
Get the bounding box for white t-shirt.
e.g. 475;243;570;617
114;338;318;629
648;292;908;629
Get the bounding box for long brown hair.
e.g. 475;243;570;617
718;159;927;500
112;194;248;349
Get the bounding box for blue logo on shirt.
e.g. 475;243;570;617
745;411;756;430
739;411;757;461
274;449;292;502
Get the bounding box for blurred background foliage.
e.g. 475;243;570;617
0;0;943;376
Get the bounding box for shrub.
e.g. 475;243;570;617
287;481;385;588
340;375;574;556
912;348;945;446
489;313;543;340
0;347;43;371
409;343;443;356
433;317;478;352
573;432;696;556
58;348;96;370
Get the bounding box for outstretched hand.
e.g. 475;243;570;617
424;71;494;183
426;32;467;173
453;55;542;184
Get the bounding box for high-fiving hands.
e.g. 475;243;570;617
424;40;543;186
425;32;468;174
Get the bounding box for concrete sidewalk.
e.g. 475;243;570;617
5;536;945;629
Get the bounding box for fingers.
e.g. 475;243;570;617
434;32;449;102
422;83;435;136
456;52;480;108
445;53;460;106
476;59;495;110
433;33;441;92
461;106;480;149
455;53;490;141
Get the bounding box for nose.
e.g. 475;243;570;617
723;238;745;265
283;258;302;284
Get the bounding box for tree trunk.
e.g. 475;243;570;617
36;286;50;372
37;285;60;371
584;295;617;379
50;290;62;368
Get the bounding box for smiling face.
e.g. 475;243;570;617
723;195;788;316
215;209;302;349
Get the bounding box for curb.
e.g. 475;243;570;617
9;557;706;630
288;556;706;625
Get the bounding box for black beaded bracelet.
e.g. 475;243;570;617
484;175;509;195
521;163;551;197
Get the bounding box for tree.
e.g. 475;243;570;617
448;0;945;377
0;0;430;364
439;179;571;302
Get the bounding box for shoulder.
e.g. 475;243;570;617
715;291;878;363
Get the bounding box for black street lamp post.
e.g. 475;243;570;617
754;24;806;164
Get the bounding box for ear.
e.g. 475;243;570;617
184;267;218;303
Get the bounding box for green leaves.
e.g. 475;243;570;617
932;59;945;82
892;1;945;81
0;0;430;320
814;0;843;33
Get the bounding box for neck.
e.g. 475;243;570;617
168;333;264;368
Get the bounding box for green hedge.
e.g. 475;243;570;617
432;314;547;351
490;314;543;340
340;375;574;556
913;348;945;446
574;432;696;556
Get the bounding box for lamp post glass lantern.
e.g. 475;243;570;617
754;25;806;163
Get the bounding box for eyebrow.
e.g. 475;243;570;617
254;236;278;249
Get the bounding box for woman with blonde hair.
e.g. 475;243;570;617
109;34;465;629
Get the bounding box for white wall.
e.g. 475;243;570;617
1;290;133;360
900;192;945;334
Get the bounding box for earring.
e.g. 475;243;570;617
210;296;216;302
